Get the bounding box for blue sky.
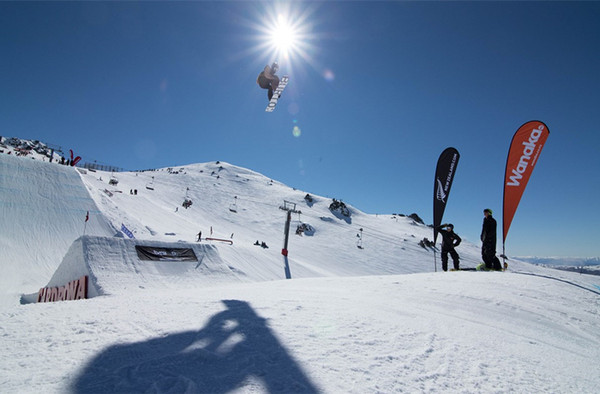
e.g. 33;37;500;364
2;1;599;258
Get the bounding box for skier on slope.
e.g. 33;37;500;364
256;62;280;101
436;223;462;271
480;208;503;271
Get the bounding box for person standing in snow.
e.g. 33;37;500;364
436;223;461;271
481;209;503;270
196;231;202;242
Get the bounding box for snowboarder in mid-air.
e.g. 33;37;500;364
257;62;280;101
436;223;462;271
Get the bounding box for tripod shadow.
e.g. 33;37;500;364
71;300;319;393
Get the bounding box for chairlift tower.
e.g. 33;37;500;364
279;200;301;279
45;143;63;163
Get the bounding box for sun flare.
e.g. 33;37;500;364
270;14;298;57
241;3;318;75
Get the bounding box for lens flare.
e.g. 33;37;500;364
293;125;302;138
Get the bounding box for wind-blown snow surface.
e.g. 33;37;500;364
1;154;600;393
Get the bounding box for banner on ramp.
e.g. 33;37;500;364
135;245;198;262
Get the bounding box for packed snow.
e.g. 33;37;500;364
1;150;599;393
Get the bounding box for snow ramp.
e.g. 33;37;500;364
0;154;115;304
21;236;245;303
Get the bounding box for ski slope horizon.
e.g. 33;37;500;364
2;141;600;393
1;141;598;303
2;135;598;261
2;148;494;303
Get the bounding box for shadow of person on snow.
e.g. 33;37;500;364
71;300;319;393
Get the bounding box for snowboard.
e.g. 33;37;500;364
265;75;289;112
472;263;508;271
450;262;508;271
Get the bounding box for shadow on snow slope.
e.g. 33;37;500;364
71;299;320;393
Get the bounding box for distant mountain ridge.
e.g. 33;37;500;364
0;136;64;162
515;256;600;266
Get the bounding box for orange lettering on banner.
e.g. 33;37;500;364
37;288;46;303
50;288;58;302
57;287;65;301
75;276;88;300
65;279;78;301
37;276;89;303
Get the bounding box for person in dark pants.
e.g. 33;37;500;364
256;62;280;101
481;209;503;270
436;223;462;271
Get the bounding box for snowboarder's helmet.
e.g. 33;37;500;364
447;224;454;230
483;208;493;215
271;62;279;72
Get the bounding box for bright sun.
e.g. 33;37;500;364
243;3;318;75
270;15;298;56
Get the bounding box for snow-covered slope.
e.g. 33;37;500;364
2;150;600;393
78;161;491;282
0;154;115;305
3;273;600;393
0;136;64;163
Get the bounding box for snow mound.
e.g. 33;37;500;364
0;154;115;304
21;235;245;302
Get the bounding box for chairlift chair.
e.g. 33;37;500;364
356;228;364;249
108;171;118;186
146;176;155;190
229;196;238;213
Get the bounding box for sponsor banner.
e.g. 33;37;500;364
433;147;460;243
38;276;88;303
135;245;198;262
503;121;550;244
69;149;82;166
121;223;135;239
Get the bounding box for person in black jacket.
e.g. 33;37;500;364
481;209;503;270
437;223;461;271
256;62;280;101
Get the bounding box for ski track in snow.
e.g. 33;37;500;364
1;153;599;393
